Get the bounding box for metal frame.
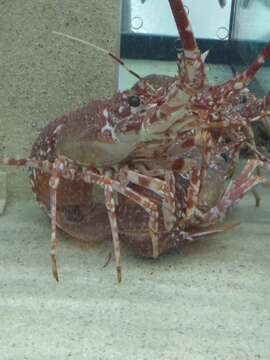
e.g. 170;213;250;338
120;0;269;66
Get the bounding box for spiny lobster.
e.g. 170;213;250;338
1;0;270;282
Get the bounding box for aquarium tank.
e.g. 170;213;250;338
0;1;269;359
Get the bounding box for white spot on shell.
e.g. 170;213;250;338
59;163;65;171
209;207;223;222
103;109;109;118
32;169;37;180
101;123;117;141
131;107;140;114
234;82;244;90
258;55;265;64
194;61;200;69
2;157;10;165
53;124;64;134
118;106;124;114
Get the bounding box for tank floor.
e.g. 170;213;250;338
0;186;269;359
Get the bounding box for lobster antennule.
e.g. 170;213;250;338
0;157;28;166
52;31;142;81
52;31;159;96
168;0;199;58
0;157;53;175
0;157;49;169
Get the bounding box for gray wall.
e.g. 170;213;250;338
0;0;121;200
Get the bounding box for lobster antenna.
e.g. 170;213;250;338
213;42;270;103
168;0;199;58
52;31;142;81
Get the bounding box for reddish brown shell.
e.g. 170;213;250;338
117;156;228;257
28;75;176;244
30;112;111;243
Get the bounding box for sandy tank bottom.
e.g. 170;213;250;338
0;180;269;359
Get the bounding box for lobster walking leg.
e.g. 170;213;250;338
83;173;160;259
185;166;201;218
49;174;60;282
0;156;161;278
200;160;270;224
120;169;176;231
104;184;121;282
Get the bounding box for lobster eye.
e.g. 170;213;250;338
128;95;141;107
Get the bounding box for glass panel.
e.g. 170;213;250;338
232;0;270;41
122;0;232;40
231;0;270;95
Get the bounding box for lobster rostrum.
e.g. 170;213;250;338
1;0;270;282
